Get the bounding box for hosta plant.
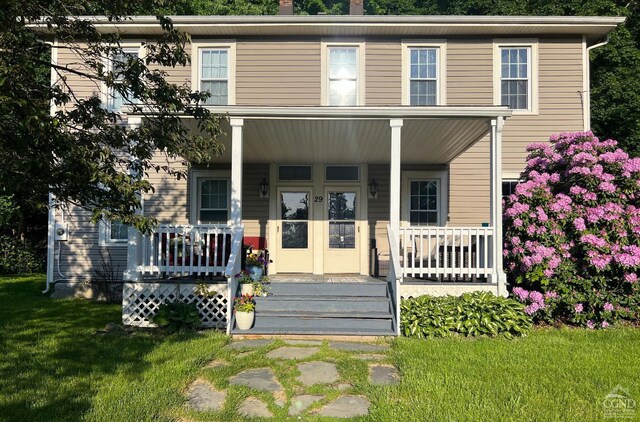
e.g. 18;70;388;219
400;292;532;339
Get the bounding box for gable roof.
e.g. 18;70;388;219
38;15;624;45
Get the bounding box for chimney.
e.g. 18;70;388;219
279;0;293;15
350;0;364;15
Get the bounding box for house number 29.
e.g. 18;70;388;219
314;196;323;203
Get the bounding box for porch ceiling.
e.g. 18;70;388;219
181;106;507;164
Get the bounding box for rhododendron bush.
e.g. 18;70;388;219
503;132;640;328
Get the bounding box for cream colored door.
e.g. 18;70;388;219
276;189;313;273
323;189;360;273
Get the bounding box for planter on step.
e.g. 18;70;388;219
240;283;254;296
246;265;264;281
235;311;255;330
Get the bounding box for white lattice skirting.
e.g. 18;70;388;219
122;282;229;329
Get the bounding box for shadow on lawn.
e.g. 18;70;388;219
0;276;201;421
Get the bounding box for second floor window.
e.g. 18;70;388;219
328;47;358;106
200;49;229;105
107;49;139;112
409;48;438;106
500;47;530;110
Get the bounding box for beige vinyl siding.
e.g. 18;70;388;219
448;136;491;226
448;37;584;225
368;164;391;257
144;153;190;224
447;39;494;105
236;41;321;106
365;41;402;105
56;41;102;102
53;205;127;282
149;41;191;87
502;38;584;174
241;163;270;239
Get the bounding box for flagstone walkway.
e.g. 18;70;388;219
184;339;400;419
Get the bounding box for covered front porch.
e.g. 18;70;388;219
123;106;512;334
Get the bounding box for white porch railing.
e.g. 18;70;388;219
224;227;244;335
398;226;494;280
137;225;235;277
386;225;401;336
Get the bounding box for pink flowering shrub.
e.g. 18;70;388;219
504;132;640;328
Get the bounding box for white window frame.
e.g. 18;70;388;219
102;41;146;113
321;40;366;106
190;169;231;225
401;40;447;106
98;219;129;247
401;170;448;227
493;39;538;115
191;41;236;105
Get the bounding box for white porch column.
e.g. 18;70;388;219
389;119;403;234
490;117;507;296
124;116;143;282
230;118;244;229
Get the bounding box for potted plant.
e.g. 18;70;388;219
235;270;254;295
245;252;267;281
252;277;270;297
234;294;256;330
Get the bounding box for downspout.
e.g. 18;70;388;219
44;193;56;293
584;34;610;131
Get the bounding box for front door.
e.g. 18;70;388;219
323;189;360;273
276;189;313;273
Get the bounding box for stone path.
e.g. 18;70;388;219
185;340;400;419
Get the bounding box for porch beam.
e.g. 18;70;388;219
389;119;403;234
230;118;244;229
490;117;507;296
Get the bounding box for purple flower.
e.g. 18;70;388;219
524;302;540;315
573;218;587;231
575;303;584;313
601;321;610;328
544;291;558;299
603;302;614;312
512;287;529;302
586;320;595;329
624;273;638;283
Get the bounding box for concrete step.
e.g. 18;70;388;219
249;315;394;331
232;326;396;336
267;282;388;297
257;310;392;319
255;296;391;313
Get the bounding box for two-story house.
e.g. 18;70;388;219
44;4;623;335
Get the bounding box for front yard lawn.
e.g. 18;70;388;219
1;275;638;421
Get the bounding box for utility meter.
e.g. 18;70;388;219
55;222;69;241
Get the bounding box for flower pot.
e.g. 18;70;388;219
246;265;264;281
235;311;255;330
240;283;254;296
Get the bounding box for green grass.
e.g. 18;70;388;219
1;275;639;421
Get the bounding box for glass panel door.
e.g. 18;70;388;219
328;192;356;249
281;192;309;249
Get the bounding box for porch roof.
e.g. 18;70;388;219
36;15;624;45
182;105;512;164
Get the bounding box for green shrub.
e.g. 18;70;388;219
0;235;45;274
401;292;533;339
152;302;201;332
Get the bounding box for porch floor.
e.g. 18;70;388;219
267;274;385;283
